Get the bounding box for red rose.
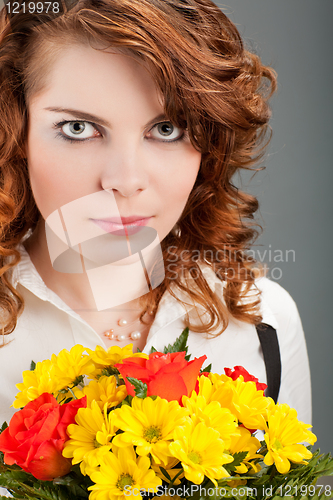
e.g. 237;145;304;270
0;393;86;481
224;365;267;392
116;351;207;404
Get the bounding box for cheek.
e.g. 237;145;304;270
158;147;201;205
26;137;85;219
151;146;201;242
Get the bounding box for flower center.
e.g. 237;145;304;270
187;450;202;464
94;438;103;448
117;473;134;491
273;438;283;450
143;425;162;443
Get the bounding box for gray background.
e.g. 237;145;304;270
214;0;333;458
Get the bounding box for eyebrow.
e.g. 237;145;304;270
44;107;112;128
44;107;169;130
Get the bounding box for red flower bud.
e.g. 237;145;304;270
224;365;267;392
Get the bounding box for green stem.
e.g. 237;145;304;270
67;387;78;400
258;446;268;455
268;465;277;483
169;469;184;486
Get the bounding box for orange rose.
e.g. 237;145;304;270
116;351;206;404
0;393;86;481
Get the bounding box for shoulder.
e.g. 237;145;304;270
254;276;301;334
255;275;296;306
212;270;303;339
200;263;302;334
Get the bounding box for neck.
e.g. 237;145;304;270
24;220;147;316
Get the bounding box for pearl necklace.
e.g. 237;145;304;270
103;310;154;341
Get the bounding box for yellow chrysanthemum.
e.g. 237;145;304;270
195;373;272;431
74;375;127;410
52;344;95;387
298;420;317;445
264;403;316;474
88;445;162;500
228;427;262;474
194;374;233;403
63;401;116;475
208;372;231;387
151;456;184;485
211;376;274;431
112;396;190;465
87;344;148;379
194;375;213;399
169;420;234;486
183;392;239;448
13;359;62;408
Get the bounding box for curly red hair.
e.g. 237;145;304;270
0;0;277;337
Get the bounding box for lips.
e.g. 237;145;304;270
103;216;150;224
90;216;152;236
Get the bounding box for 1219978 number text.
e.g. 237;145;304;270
5;2;60;14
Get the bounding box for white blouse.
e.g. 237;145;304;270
0;245;312;425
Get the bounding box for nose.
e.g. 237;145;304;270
100;145;149;198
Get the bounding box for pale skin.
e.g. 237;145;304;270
24;43;202;350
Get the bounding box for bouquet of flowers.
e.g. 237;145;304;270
0;328;332;500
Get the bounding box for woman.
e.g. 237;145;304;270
0;0;311;425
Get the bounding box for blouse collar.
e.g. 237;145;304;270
12;244;279;334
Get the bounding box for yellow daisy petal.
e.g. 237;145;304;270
88;446;161;500
87;344;148;379
263;403;316;473
63;401;116;474
113;396;189;466
169;420;233;486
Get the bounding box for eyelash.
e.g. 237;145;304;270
53;120;186;144
53;120;99;144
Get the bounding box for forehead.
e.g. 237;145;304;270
28;43;164;117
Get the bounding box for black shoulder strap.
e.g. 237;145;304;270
255;323;281;403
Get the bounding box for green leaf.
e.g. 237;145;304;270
201;363;212;373
126;377;147;398
121;395;133;406
224;451;248;473
149;346;158;353
0;463;92;499
233;448;333;500
0;469;31;486
0;422;8;434
163;327;189;354
30;360;36;371
100;366;120;378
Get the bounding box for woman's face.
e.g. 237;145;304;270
26;44;201;251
